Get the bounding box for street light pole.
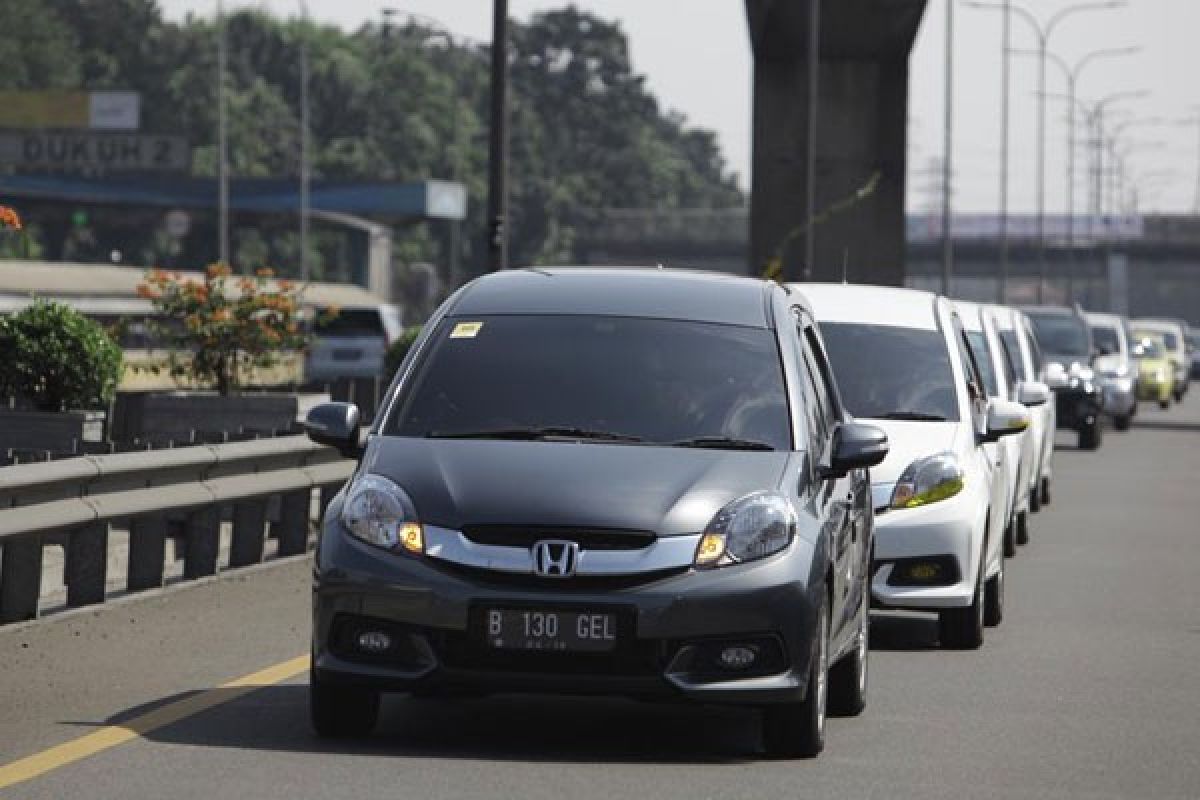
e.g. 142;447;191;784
965;1;1125;303
217;0;230;266
298;0;311;282
486;0;509;271
941;0;954;296
998;0;1010;302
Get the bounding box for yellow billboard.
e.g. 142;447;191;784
0;91;139;130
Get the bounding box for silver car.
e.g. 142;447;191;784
1086;312;1138;431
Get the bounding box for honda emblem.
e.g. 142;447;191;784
532;540;579;578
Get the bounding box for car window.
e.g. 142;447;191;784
817;322;960;422
1091;324;1121;355
1027;312;1090;357
315;308;385;338
388;315;792;449
1162;331;1180;350
804;327;843;425
1021;319;1044;374
966;331;999;398
953;322;988;412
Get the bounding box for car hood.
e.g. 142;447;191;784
358;436;791;537
858;420;961;486
1044;352;1091;369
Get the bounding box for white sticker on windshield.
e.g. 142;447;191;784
450;321;483;339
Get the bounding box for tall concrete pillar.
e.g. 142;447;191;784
747;0;926;285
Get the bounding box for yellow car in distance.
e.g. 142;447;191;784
1132;334;1175;409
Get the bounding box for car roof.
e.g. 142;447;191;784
951;299;984;331
1133;318;1184;333
1085;311;1123;327
450;268;778;328
790;283;942;330
1020;305;1078;319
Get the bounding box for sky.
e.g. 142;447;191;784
159;0;1200;214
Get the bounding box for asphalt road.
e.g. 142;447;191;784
2;393;1199;799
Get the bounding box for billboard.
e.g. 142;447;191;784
0;91;141;130
0;131;189;172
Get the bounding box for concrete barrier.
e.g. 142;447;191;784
0;435;353;624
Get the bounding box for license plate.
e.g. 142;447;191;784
483;608;618;653
332;348;363;361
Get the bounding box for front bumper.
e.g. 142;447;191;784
313;519;822;706
867;487;983;611
1138;375;1171;402
1053;383;1103;432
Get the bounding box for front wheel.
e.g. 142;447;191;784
828;588;869;717
310;671;380;738
1078;420;1102;451
938;563;984;650
1040;476;1051;507
1002;514;1017;558
1114;413;1133;431
984;557;1004;627
1015;510;1029;546
763;597;828;759
1159;398;1171;410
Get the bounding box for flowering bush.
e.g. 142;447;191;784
0;205;22;231
0;300;123;411
139;264;314;395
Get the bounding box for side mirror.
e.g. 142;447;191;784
827;422;889;478
983;399;1031;443
303;402;362;458
1017;381;1051;408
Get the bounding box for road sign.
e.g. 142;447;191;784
0;90;141;130
0;131;189;173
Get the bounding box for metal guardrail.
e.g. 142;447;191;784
0;435;354;624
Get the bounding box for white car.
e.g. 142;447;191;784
957;301;1050;558
800;284;1030;649
990;307;1057;515
1086;311;1138;431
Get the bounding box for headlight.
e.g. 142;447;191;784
340;474;424;553
890;452;964;509
694;491;796;569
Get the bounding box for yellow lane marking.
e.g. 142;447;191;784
0;654;309;791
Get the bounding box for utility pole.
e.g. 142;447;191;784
486;0;509;271
217;0;230;266
998;0;1010;302
941;0;954;296
803;0;820;279
299;0;311;282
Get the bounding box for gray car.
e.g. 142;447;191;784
303;268;888;758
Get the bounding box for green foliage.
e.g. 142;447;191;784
2;3;744;278
0;300;123;411
384;327;423;382
140;265;311;396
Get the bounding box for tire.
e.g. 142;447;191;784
828;588;868;717
1002;514;1017;558
1159;398;1170;410
1078;421;1102;451
1114;413;1132;431
310;670;380;738
984;557;1004;628
763;597;828;758
1029;481;1041;512
1015;510;1029;546
938;561;984;650
1040;476;1050;506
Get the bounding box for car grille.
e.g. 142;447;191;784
461;525;656;551
434;560;688;592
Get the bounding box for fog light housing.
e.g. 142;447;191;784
356;630;393;653
886;555;960;587
717;645;758;670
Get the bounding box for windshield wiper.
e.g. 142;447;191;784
426;426;645;443
877;411;949;422
668;436;776;451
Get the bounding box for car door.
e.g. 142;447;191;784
794;312;858;646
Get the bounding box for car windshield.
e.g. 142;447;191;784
1162;331;1180;350
1092;324;1121;355
1135;336;1166;358
386;315;792;450
966;331;999;397
817;322;960;421
1027;312;1090;357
